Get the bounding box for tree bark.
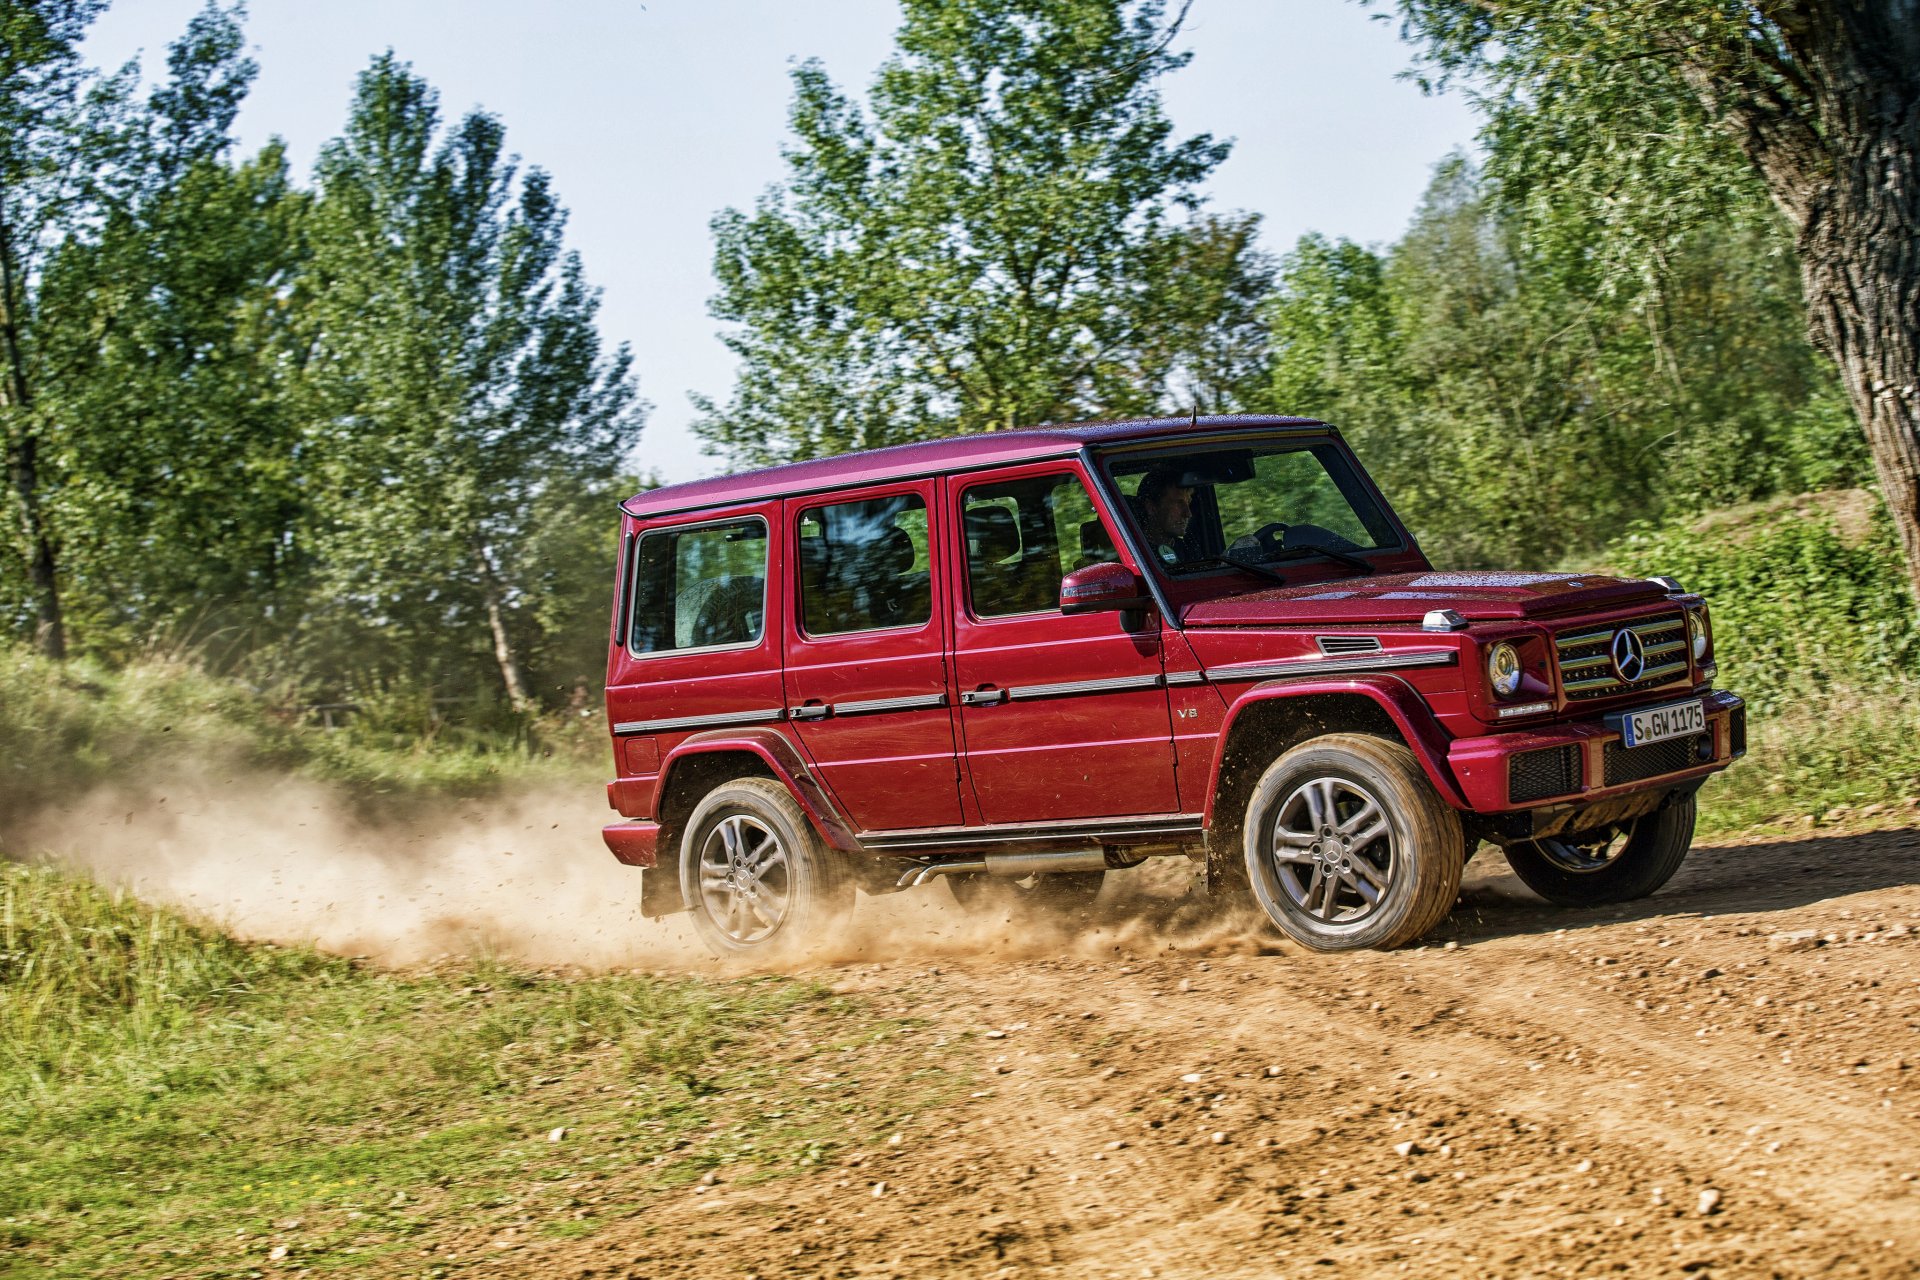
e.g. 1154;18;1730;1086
475;541;534;714
0;201;65;658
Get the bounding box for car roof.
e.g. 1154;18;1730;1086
621;414;1333;519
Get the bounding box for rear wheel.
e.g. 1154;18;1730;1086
1503;795;1696;906
680;778;854;956
1243;734;1463;951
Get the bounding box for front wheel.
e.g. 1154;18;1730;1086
679;778;854;957
1503;795;1696;906
1243;734;1463;951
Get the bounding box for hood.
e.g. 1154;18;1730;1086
1180;570;1673;628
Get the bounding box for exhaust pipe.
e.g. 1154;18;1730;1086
898;847;1112;889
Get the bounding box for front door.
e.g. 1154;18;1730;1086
945;464;1179;825
781;482;964;832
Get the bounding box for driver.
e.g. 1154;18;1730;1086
1136;468;1194;563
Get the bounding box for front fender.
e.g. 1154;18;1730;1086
659;727;865;853
1203;674;1466;825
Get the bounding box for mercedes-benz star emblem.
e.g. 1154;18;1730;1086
1611;628;1646;682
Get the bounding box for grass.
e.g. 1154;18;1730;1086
0;647;606;819
0;864;958;1278
1692;680;1920;836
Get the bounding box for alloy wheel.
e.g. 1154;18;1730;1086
1262;776;1396;925
695;813;792;944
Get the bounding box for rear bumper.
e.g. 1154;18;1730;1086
1449;689;1745;814
602;821;662;868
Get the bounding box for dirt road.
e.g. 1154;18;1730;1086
508;825;1920;1280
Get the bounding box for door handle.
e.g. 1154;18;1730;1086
960;687;1006;706
789;701;830;721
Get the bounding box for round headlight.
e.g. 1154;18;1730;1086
1688;609;1709;660
1487;642;1523;698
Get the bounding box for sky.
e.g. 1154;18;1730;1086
82;1;1480;484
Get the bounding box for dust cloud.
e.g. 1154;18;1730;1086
7;769;1285;972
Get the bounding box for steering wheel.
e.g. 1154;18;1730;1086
1229;521;1290;558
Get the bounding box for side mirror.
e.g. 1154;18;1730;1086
1059;562;1151;615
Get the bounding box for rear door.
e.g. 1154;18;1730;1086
781;481;964;832
944;463;1180;824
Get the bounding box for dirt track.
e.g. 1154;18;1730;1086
504;825;1920;1280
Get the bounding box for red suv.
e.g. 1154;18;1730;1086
602;416;1744;954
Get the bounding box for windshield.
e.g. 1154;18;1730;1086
1099;439;1399;576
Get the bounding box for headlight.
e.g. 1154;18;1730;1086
1688;609;1710;660
1487;642;1523;697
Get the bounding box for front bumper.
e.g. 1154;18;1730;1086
1449;689;1745;814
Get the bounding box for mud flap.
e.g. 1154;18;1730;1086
640;867;688;918
1203;835;1249;896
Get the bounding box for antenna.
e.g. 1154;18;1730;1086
1190;404;1199;427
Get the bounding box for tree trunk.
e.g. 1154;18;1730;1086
475;542;534;714
0;205;64;658
1799;159;1920;604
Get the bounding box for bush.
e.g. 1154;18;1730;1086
1603;491;1920;828
1603;493;1917;714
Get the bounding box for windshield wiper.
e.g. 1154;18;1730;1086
1167;554;1290;586
1271;542;1377;575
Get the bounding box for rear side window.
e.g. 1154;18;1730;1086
797;494;932;635
962;473;1114;618
628;518;768;654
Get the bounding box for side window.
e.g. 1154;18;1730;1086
628;518;768;654
963;473;1116;618
797;493;932;636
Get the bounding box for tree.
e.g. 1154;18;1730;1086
0;2;277;659
0;0;109;657
1266;158;1857;567
30;8;308;657
1386;1;1920;601
302;55;643;711
696;0;1267;466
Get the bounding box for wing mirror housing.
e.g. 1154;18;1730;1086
1059;562;1151;615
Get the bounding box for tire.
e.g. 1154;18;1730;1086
679;778;854;957
945;869;1106;918
1503;794;1697;907
1242;733;1463;951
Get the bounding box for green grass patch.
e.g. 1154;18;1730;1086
0;864;956;1277
0;646;605;818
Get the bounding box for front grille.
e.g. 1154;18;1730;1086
1602;734;1706;786
1556;614;1689;702
1509;744;1583;803
1729;705;1747;757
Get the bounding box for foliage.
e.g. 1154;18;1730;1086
0;862;945;1277
1603;497;1917;715
694;0;1270;466
0;13;641;713
1270;159;1865;568
1381;0;1920;603
1599;492;1920;832
299;55;644;710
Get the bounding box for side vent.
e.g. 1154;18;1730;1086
1316;635;1384;657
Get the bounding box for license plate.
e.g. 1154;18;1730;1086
1616;699;1707;748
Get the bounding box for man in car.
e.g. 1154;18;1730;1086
1136;468;1194;563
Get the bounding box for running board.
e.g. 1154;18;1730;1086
861;814;1204;854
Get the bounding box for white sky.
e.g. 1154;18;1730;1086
83;1;1479;484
